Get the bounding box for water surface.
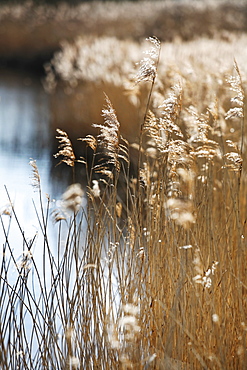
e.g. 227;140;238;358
0;68;70;256
0;68;74;210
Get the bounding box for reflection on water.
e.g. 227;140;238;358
0;69;69;206
0;69;87;326
0;68;50;186
0;68;71;253
0;69;51;152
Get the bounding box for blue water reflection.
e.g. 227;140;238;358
0;69;70;204
0;69;67;257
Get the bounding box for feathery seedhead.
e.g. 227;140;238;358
107;302;140;347
135;36;161;84
17;249;33;273
91;180;100;198
29;159;41;190
54;129;76;167
93;94;121;172
225;61;244;120
62;183;84;213
78;135;97;152
193;250;218;289
51;208;67;223
158;83;182;121
224;151;243;172
144;84;183;153
0;202;12;216
166;198;195;229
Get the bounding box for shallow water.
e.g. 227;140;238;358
0;69;85;324
0;70;50;188
0;68;71;214
0;69;73;259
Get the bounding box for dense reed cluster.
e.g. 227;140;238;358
1;36;247;369
45;33;247;148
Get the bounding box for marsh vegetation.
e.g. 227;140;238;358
1;2;247;369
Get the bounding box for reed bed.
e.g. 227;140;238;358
2;1;247;65
46;33;247;147
1;37;247;369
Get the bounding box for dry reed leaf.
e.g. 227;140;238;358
116;202;122;218
83;264;97;270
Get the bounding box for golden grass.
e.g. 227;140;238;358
1;33;247;370
46;33;247;151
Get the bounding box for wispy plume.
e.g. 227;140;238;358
88;179;101;200
78;135;97;153
62;183;84;213
52;183;84;221
17;249;33;273
0;202;12;216
224;150;243;172
135;36;161;84
193;249;219;289
144;84;183;152
29;159;41;190
158;83;183;138
166;198;195;229
54;129;76;167
93;94;122;173
225;61;244;121
225;61;245;163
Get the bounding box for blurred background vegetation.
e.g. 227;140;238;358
2;0;247;70
0;0;141;4
1;0;241;4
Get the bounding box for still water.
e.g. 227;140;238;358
0;68;75;261
0;69;84;359
0;69;69;223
